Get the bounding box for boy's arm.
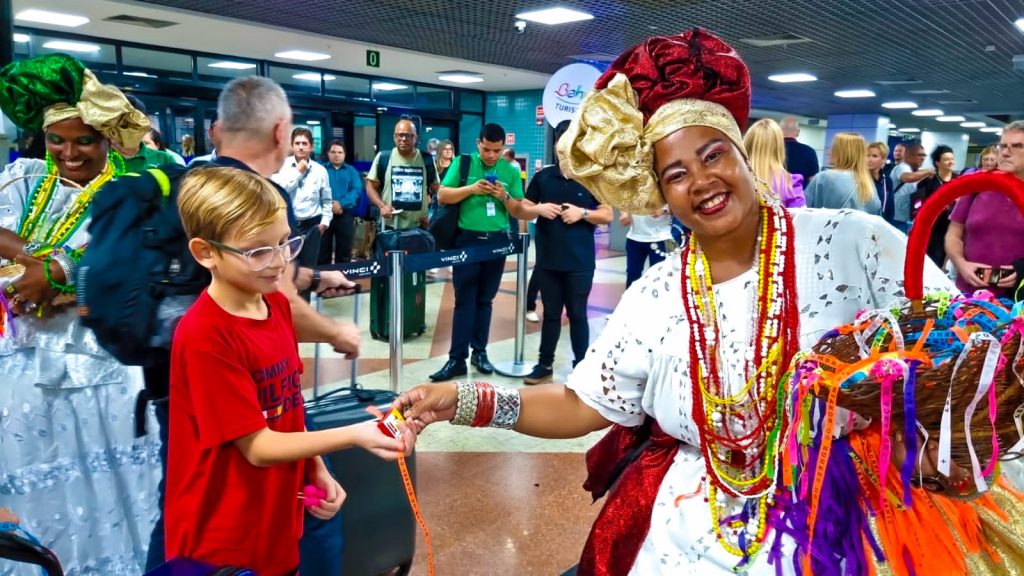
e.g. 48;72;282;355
234;420;411;467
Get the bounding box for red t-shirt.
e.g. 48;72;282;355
166;290;306;575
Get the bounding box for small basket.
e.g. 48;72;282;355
798;171;1024;472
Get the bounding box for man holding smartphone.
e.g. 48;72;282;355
946;120;1024;300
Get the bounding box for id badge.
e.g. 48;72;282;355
486;201;497;217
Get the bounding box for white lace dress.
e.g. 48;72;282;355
567;208;954;575
0;159;161;575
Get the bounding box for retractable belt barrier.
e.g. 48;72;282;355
320;236;521;279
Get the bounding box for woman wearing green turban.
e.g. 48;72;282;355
0;54;160;574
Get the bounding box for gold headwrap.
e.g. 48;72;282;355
556;73;746;215
41;69;149;150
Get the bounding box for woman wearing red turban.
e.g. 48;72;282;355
396;30;1024;575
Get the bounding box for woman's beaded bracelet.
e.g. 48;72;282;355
43;254;75;294
450;380;521;430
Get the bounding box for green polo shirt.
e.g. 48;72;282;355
441;154;523;232
122;146;178;173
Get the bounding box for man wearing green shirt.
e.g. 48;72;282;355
430;123;557;381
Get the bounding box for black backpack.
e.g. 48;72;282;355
428;154;471;250
78;165;210;369
375;149;438;212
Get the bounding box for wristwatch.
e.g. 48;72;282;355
312;269;322;291
581;209;590;220
503;192;513;202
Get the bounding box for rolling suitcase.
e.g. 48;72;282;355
369;219;433;341
306;291;417;576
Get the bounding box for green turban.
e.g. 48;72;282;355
0;53;149;149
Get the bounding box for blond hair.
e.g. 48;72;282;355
867;141;889;159
744;119;792;199
830;133;874;205
178;167;286;242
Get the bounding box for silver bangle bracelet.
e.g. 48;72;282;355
491;386;521;430
51;250;76;287
451;380;478;427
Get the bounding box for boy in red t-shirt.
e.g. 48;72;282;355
166;167;413;575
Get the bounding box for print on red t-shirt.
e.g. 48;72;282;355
166;290;306;576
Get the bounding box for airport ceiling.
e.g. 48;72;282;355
138;0;1024;127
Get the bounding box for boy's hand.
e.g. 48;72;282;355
351;420;412;461
307;458;346;521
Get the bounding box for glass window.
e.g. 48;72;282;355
372;80;414;106
460;113;482;155
326;75;371;101
416;86;452;109
269;65;323;95
197;56;259;83
461;91;484;113
32;35;116;74
122;47;192;80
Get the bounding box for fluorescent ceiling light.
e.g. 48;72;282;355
960;121;986;128
897;128;920;133
768;73;817;83
911;109;943;116
292;73;336;81
936;115;966;122
881;101;917;109
208;61;257;70
834;89;875;98
888;123;898;128
306;120;320;125
980;127;1003;133
15;9;88;27
438;73;484;84
275;50;330;62
124;71;157;78
1016;18;1024;33
372;82;409;91
515;7;594;25
13;33;30;43
42;40;99;53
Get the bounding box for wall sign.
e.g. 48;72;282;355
535;105;544;126
366;50;380;68
506;132;516;145
541;63;601;128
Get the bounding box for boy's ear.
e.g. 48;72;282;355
188;238;217;271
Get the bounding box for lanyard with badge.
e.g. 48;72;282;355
484;172;498;217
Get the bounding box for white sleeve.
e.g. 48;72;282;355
860;214;955;309
566;266;664;427
0;159;42;234
271;165;300;193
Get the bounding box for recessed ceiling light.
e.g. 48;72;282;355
42;40;100;53
292;73;336;81
15;9;88;27
124;71;157;78
274;50;330;62
438;73;484;84
372;82;409;91
1016;18;1024;33
768;73;817;83
13;33;30;43
898;128;921;133
881;101;918;109
960;121;986;128
911;109;943;116
936;115;966;122
980;127;1003;133
306;120;320;125
208;61;257;70
834;89;875;98
515;7;594;25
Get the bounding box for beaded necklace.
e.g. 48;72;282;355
18;150;125;246
680;198;800;561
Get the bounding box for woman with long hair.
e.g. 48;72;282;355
743;118;805;208
391;29;1024;575
962;144;998;176
434;139;455;180
867;141;896;226
805;132;879;214
0;53;160;574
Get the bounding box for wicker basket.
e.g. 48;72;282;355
801;171;1024;471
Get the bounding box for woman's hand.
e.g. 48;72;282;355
393;383;459;434
954;259;990;289
307;458;346;521
891;432;970;490
7;254;56;314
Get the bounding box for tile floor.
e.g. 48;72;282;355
302;232;638;575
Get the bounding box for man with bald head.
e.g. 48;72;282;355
780;115;820;183
366;118;439;229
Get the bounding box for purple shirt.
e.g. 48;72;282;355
949;191;1024;297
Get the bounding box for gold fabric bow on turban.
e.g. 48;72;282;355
41;69;149;150
556;73;746;215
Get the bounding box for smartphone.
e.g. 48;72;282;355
484;173;498;184
977;267;1013;286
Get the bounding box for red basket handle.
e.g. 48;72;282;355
905;170;1024;307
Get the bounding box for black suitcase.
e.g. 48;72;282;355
370;223;434;341
306;292;417;576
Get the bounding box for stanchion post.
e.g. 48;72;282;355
311;292;321;398
389;250;404;393
494;232;533;377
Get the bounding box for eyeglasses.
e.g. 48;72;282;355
998;142;1024;151
207;236;305;271
394;133;415;140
